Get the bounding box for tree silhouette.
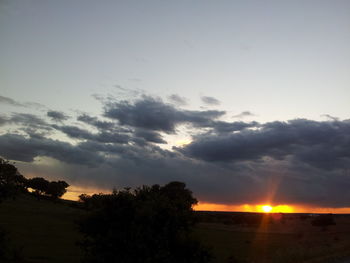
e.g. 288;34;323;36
27;177;50;195
0;158;69;201
0;158;27;201
45;181;69;199
78;182;212;263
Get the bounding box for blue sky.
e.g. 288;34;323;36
1;0;350;209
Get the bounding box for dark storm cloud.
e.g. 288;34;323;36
0;113;51;130
0;133;103;166
104;97;178;132
3;93;350;208
181;119;350;171
0;113;52;138
52;125;130;144
79;139;174;163
77;114;167;145
77;114;115;130
10;113;47;126
168;94;188;106
0;132;172;169
201;96;220;106
212;121;259;133
104;96;225;132
134;129;166;144
47;111;69;122
52;125;92;139
0;115;8;126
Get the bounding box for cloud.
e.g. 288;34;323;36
168;94;188;106
134;129;166;144
104;96;225;133
201;96;220;106
22;102;46;110
2;93;350;208
47;111;69;122
11;113;47;126
321;114;339;121
232;111;255;118
0;95;46;109
0;115;7;126
52;125;130;144
0;133;103;166
212;121;259;133
0;95;23;107
77;114;116;131
9;133;350;208
181;119;350;171
0;113;51;130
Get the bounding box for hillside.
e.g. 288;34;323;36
0;195;84;263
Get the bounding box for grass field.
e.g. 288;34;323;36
195;222;350;263
1;196;350;263
0;195;84;263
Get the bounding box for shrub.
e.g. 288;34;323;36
78;182;212;263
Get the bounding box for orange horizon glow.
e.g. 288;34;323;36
63;186;350;214
63;185;109;201
194;202;350;214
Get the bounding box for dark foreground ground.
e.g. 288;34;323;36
1;195;350;263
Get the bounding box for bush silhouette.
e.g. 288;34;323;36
78;182;212;263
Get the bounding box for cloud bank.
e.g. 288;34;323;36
0;94;349;208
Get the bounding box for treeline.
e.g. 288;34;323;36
0;158;69;202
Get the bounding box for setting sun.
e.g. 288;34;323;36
262;205;272;213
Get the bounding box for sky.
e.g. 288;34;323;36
1;0;350;212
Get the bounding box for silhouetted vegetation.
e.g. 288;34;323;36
0;157;69;201
27;177;50;195
46;180;70;199
78;182;212;263
0;158;27;202
27;177;69;199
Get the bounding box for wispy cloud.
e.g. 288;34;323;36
0;95;46;109
233;111;255;118
201;96;220;106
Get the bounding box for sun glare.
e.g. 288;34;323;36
175;139;192;147
262;205;272;213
